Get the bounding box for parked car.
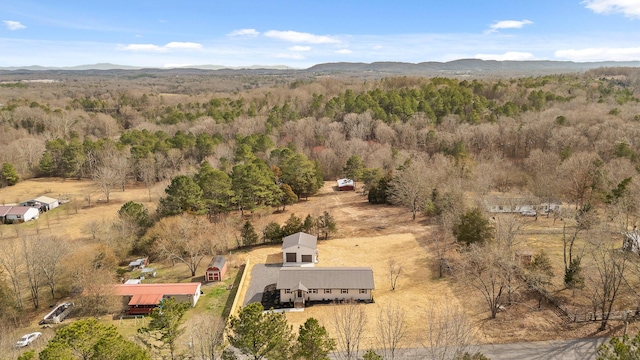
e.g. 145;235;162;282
15;332;41;347
520;210;537;217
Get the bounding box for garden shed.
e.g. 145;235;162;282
205;255;227;282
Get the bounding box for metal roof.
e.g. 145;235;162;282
208;255;226;270
0;206;12;217
276;267;374;290
282;232;317;250
337;178;354;187
32;196;58;205
114;283;201;297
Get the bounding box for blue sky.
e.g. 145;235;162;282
2;0;640;68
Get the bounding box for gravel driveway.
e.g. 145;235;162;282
243;264;281;306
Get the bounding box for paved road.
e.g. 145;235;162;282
328;338;609;360
242;264;280;306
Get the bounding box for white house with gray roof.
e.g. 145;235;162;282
277;267;374;308
20;196;59;212
282;232;318;266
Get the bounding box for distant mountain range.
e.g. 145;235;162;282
1;59;639;76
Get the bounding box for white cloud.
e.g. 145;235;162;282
274;53;306;60
120;44;164;52
165;42;202;50
289;46;311;52
119;42;202;52
3;20;26;30
335;49;352;54
487;19;533;33
228;28;260;37
475;51;536;61
555;46;640;61
584;0;640;18
264;30;340;44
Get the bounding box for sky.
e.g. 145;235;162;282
2;0;640;68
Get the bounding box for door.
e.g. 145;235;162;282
301;254;312;263
286;253;296;262
213;272;220;281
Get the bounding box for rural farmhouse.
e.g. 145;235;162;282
277;267;374;308
282;232;318;266
3;206;39;223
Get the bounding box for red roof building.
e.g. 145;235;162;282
114;283;202;315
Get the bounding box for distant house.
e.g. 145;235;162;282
282;232;318;266
5;206;39;223
20;196;59;212
623;230;640;253
114;283;202;315
128;257;149;270
205;256;227;282
337;178;355;191
277;267;374;308
0;206;12;224
484;195;562;215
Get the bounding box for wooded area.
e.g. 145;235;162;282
2;67;640;358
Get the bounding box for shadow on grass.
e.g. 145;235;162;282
221;264;245;319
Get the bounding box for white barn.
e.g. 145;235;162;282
282;232;318;266
277;267;374;308
20;196;59;212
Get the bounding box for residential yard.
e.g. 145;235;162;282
2;178;639;356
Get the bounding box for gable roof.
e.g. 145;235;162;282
32;196;58;205
207;255;226;270
7;206;36;216
0;206;12;217
114;283;201;298
276;267;374;290
282;232;317;250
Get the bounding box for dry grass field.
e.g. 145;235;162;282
1;177;638;357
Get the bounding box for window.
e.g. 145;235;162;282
324;289;332;294
285;289;291;294
341;289;348;294
359;289;367;294
310;289;318;294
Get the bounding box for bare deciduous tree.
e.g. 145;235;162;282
151;215;214;276
586;232;629;331
0;239;24;308
38;235;70;301
375;302;408;360
20;234;43;309
460;244;508;319
331;303;367;360
388;160;429;220
186;314;226;360
389;259;402;291
422;302;475;360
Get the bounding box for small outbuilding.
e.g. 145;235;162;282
128;257;149;270
337;178;355;191
20;196;59;212
205;255;227;282
0;206;12;224
5;206;39;223
623;230;640;253
282;232;318;266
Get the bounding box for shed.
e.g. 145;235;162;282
282;232;318;266
128;257;149;270
623;230;640;253
20;196;59;212
5;206;39;223
337;178;355;191
205;256;227;282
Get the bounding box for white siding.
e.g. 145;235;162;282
279;288;372;303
